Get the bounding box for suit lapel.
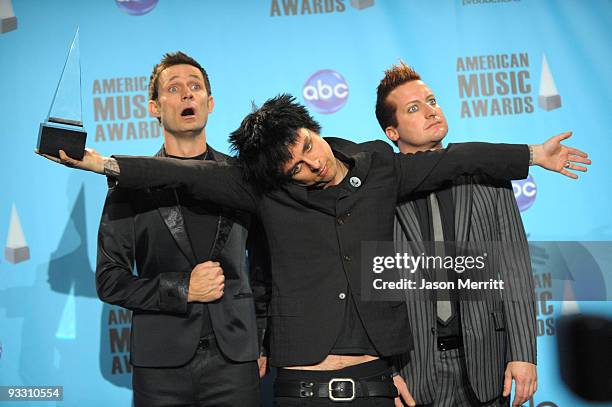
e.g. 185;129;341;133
153;189;198;267
395;201;425;252
149;145;232;268
336;151;371;200
395;200;431;285
150;146;197;266
208;215;234;260
452;176;473;244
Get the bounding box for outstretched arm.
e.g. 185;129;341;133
396;132;590;200
530;132;590;178
37;148;259;214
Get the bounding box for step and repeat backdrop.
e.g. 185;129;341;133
1;0;611;406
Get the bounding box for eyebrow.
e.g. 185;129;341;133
404;94;436;106
302;133;311;154
165;74;203;84
287;133;311;175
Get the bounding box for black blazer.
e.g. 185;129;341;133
96;145;270;367
111;139;530;367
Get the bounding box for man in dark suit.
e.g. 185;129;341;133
95;52;269;406
375;62;544;407
42;94;589;406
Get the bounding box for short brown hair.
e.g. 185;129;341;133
148;51;211;102
375;61;421;132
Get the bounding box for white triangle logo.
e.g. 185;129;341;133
56;284;76;340
538;54;562;111
4;203;30;264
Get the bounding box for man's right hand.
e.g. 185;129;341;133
257;355;268;378
187;261;225;302
36;148;107;174
393;374;416;407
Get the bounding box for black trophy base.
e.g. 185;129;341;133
38;122;87;160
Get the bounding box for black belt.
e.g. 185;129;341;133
437;335;463;351
274;375;397;401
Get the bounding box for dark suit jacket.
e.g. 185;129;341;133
96;145;270;367
110;138;530;367
393;176;537;403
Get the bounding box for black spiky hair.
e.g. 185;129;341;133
229;94;321;192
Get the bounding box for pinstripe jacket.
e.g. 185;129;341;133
394;176;537;404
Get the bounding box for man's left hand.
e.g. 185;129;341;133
36;148;107;174
503;361;537;407
531;132;591;179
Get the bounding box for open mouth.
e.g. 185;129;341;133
181;107;195;117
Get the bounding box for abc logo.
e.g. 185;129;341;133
115;0;158;16
512;174;536;212
303;70;349;114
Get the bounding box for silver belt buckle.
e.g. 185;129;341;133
328;378;355;402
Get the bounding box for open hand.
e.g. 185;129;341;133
532;132;591;179
36;148;106;174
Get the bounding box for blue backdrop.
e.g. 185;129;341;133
1;0;611;406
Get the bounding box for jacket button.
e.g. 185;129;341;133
337;217;344;225
343;255;351;262
338;293;346;300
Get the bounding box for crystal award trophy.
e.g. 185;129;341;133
37;28;86;160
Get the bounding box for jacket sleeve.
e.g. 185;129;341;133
395;143;530;201
246;217;272;355
95;186;190;314
112;156;259;214
494;181;537;364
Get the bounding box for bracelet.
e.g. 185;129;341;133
103;157;121;178
528;145;534;166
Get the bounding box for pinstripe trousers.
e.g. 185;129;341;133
415;348;510;407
